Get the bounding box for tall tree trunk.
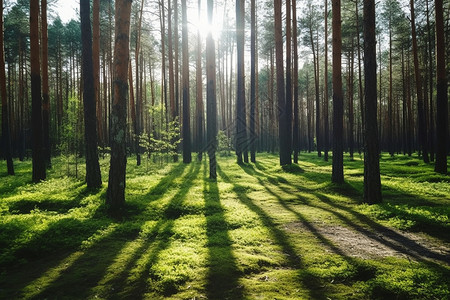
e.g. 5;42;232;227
356;0;364;149
426;0;434;161
196;0;204;161
81;0;102;189
250;0;257;163
236;0;247;164
107;0;132;215
275;0;290;165
388;15;394;157
348;42;354;160
324;0;329;162
41;0;51;167
434;0;448;174
363;0;382;204
332;0;343;183
182;0;191;163
174;0;180;118
168;0;176;121
410;0;429;163
0;3;14;175
285;0;293;162
293;0;300;164
206;0;217;178
30;0;46;182
134;0;145;166
93;0;103;147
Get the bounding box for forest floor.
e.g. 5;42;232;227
0;152;449;299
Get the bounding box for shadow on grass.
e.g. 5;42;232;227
254;161;449;266
313;193;450;266
204;161;243;299
1;162;204;299
216;165;330;299
239;164;377;284
7;183;91;215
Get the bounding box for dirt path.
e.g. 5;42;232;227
285;221;450;265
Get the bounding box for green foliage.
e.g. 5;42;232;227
57;96;84;177
217;130;232;156
0;153;449;299
139;114;181;167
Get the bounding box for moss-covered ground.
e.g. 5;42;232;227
0;153;449;299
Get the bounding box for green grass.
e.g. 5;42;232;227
0;152;449;299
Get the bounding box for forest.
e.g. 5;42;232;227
0;0;449;299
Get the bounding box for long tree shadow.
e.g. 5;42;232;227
217;165;331;299
252;163;450;266
252;161;450;259
203;161;243;299
313;193;450;266
11;162;201;299
239;164;377;282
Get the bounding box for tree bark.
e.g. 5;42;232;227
434;0;448;174
206;0;217;179
363;0;382;204
332;0;343;183
324;0;329;162
182;0;191;163
410;0;429;163
41;0;51;167
196;0;204;161
30;0;46;182
81;0;102;189
0;3;14;175
235;0;247;164
275;0;289;165
107;0;132;216
93;0;103;146
293;0;300;164
250;0;257;163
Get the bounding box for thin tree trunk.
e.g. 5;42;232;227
0;3;14;175
285;0;293;163
410;0;429;163
426;0;434;161
250;0;257;163
196;0;204;161
324;0;329;161
30;0;46;182
81;0;102;188
293;0;300;164
434;0;448;174
363;0;382;204
275;0;289;165
236;0;247;164
93;0;103;146
41;0;51;167
182;0;191;163
332;0;343;183
206;0;217;178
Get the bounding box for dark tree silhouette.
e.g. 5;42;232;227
30;0;46;182
363;0;382;204
206;0;217;179
0;3;14;175
434;0;448;174
236;0;247;164
182;0;191;164
80;0;102;189
332;0;343;183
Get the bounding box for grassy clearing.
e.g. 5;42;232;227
0;152;449;299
